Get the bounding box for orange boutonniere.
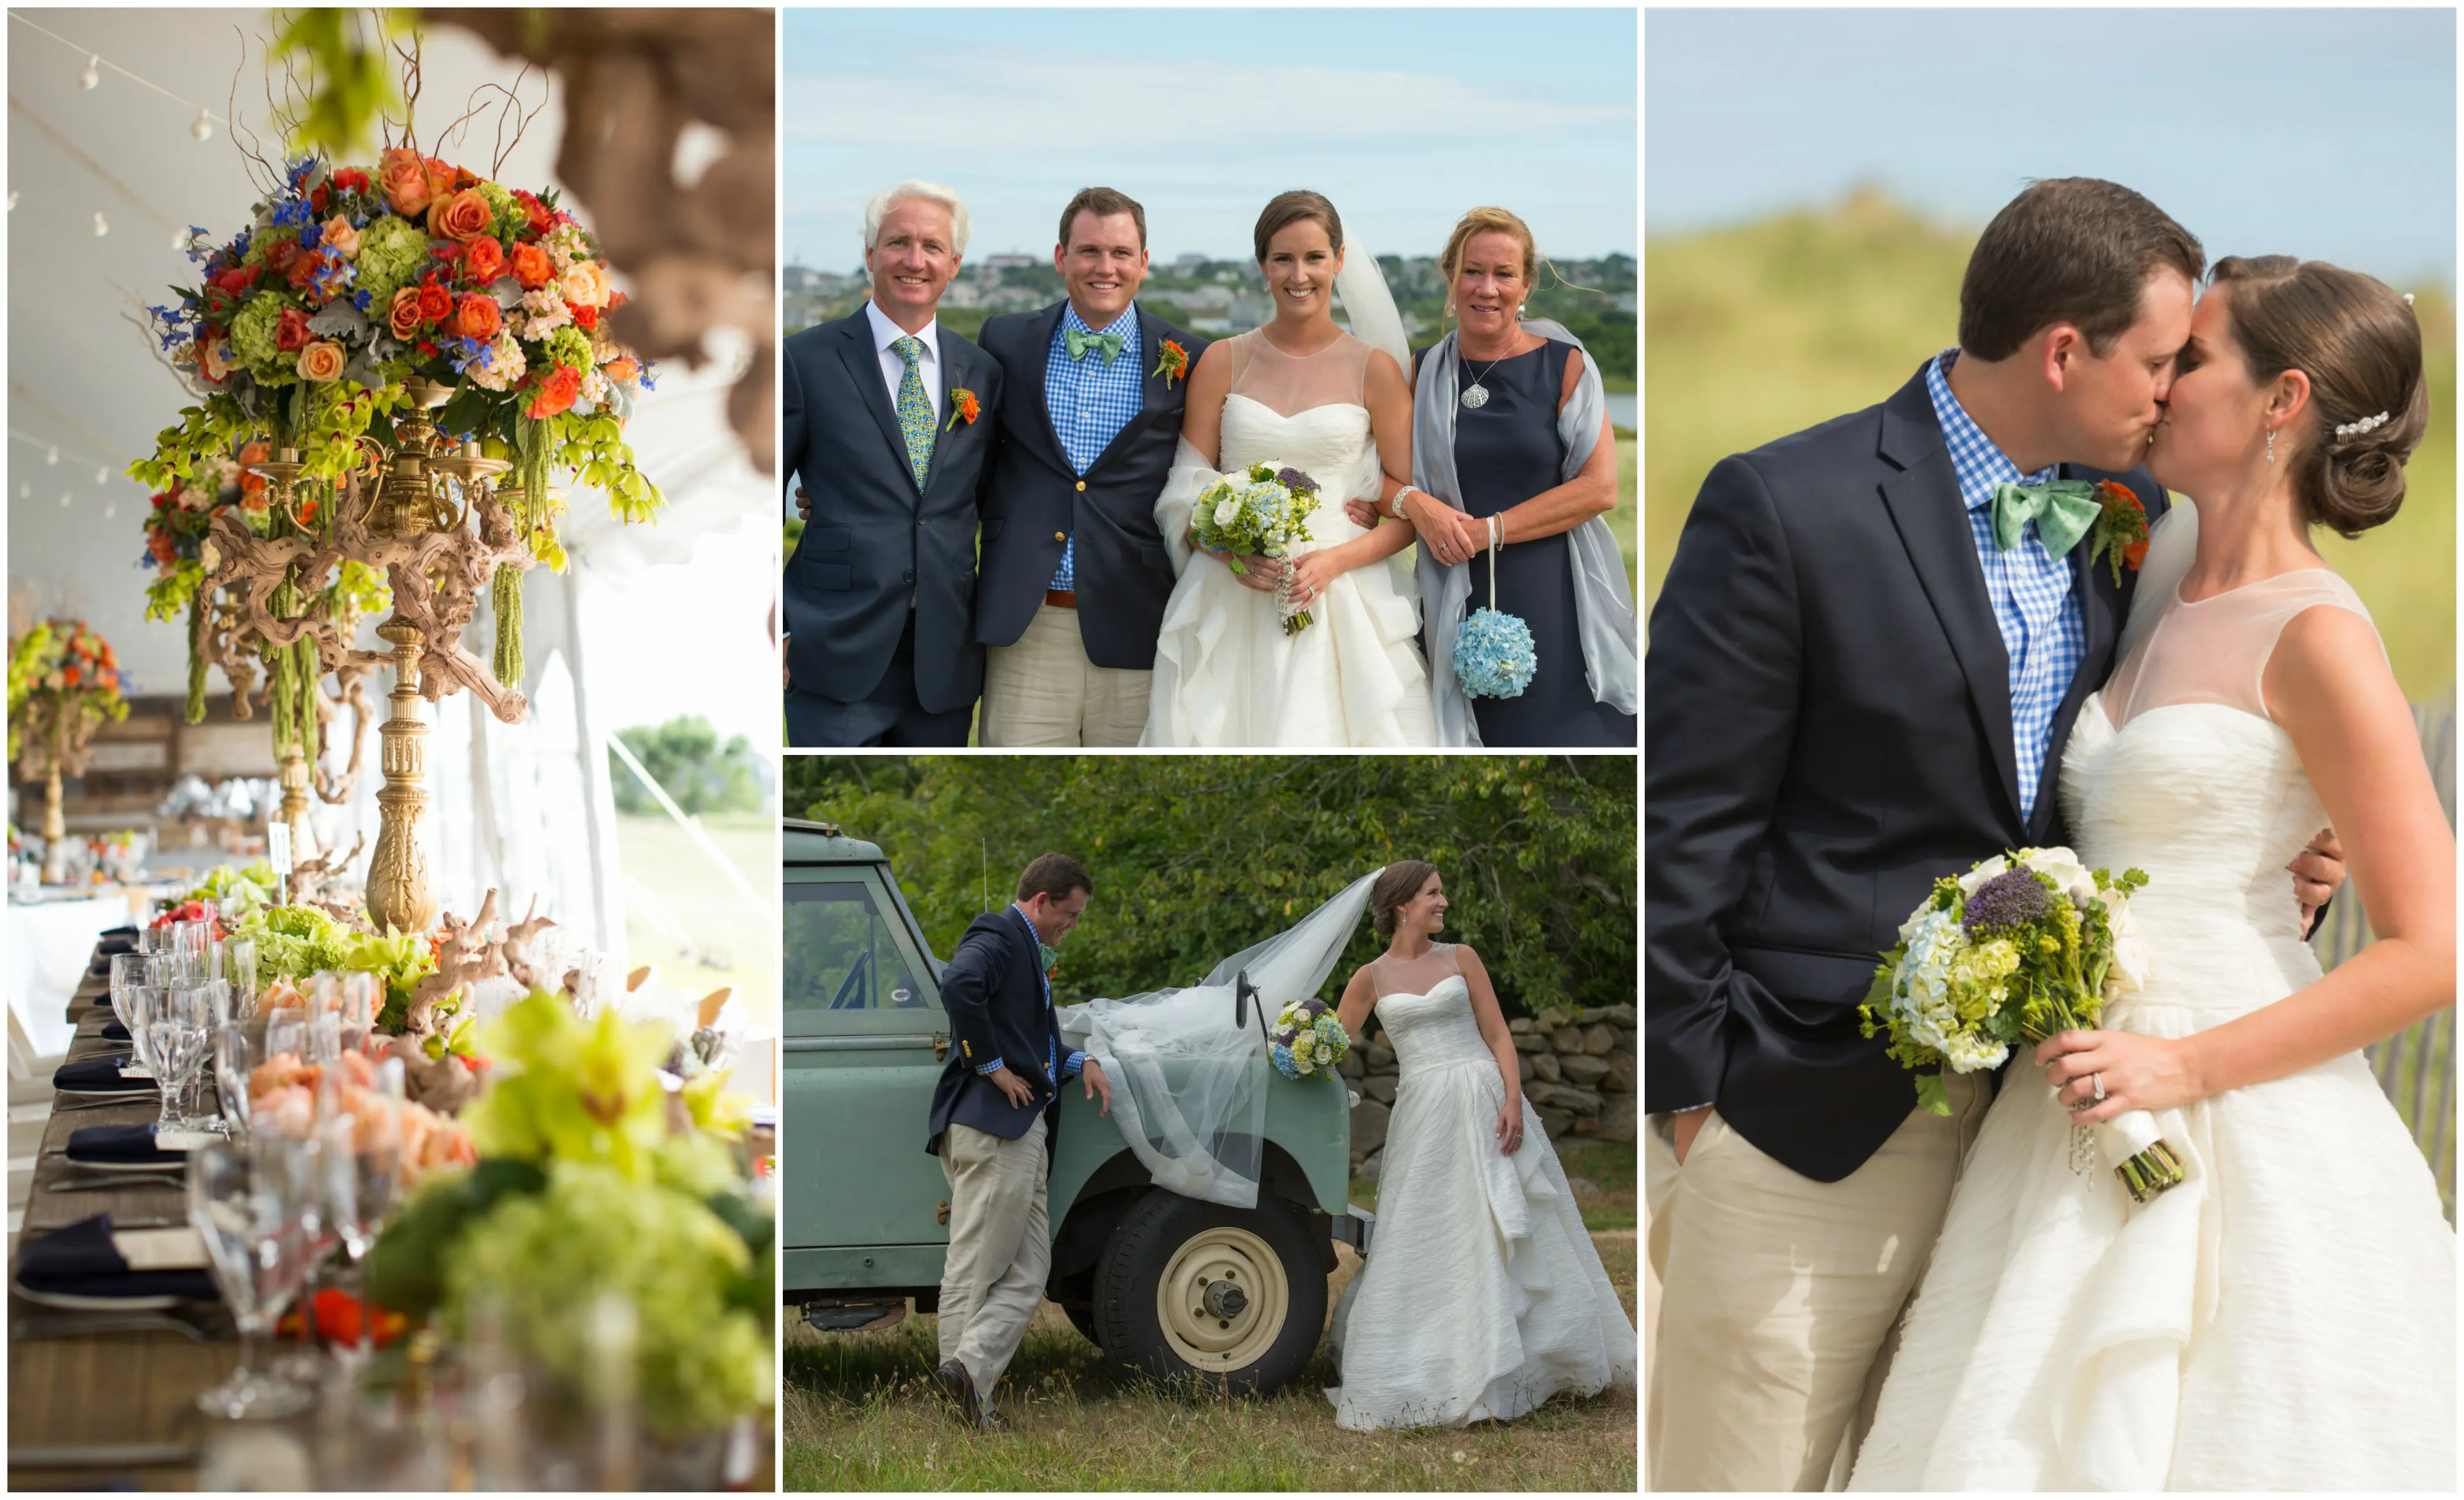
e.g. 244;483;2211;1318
2086;479;2151;586
1154;339;1189;389
947;387;981;432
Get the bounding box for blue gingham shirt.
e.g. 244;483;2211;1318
1043;303;1146;592
1926;350;2086;822
973;904;1087;1087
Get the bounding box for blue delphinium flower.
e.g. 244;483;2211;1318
1455;608;1537;699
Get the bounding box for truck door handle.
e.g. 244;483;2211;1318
937;1200;950;1225
934;1032;948;1062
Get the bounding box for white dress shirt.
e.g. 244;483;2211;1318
865;298;943;425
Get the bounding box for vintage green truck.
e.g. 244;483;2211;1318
783;819;1373;1394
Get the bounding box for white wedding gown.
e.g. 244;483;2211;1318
1849;507;2456;1491
1325;946;1636;1430
1142;331;1437;746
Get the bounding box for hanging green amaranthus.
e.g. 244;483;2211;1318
185;593;209;725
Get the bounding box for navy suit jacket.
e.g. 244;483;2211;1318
926;908;1070;1158
1643;361;2167;1183
782;308;1002;714
974;302;1209;669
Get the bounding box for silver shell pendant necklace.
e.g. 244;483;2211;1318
1459;306;1525;410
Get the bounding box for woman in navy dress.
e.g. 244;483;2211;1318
1388;209;1633;746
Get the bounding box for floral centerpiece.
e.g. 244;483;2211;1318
366;992;770;1443
7;620;130;883
135;150;662;703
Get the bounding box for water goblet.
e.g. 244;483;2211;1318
188;1138;314;1420
150;985;213;1134
171;920;213;985
216;1019;269;1144
225;937;259;1018
108;952;161;1053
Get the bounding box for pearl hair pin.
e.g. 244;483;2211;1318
2334;411;2391;440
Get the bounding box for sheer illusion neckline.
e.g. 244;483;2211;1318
1255;326;1348;360
2174;564;2336;609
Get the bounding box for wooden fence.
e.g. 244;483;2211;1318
2314;688;2457;1223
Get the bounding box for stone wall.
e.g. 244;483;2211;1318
1344;1004;1637;1176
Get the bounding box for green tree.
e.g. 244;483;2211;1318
801;755;1634;1019
610;717;766;815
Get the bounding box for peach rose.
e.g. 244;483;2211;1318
428;188;493;244
387;287;424;339
602;356;641;387
297;339;346;383
319;215;360;259
559;260;611;309
198;336;234;382
377;148;432;217
509;242;555;290
453;292;502;343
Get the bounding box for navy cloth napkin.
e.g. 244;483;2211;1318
53;1056;155;1094
14;1214;217;1302
96;935;137;957
64;1122;184;1166
101;1019;130;1042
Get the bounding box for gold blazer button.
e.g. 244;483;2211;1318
1074;480;1087;492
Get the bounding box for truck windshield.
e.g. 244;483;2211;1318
786;881;929;1012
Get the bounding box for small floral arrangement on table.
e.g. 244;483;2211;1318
1268;996;1351;1081
1192;460;1323;634
1860;847;2187;1203
137;151;665;696
6;619;130;771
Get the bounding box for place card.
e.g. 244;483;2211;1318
111;1226;207;1271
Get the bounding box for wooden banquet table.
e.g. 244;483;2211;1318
9;940;248;1489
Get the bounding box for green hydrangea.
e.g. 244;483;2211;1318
227;292;297;384
476;180;523;243
544;324;594;372
240;226;295;268
442;1162;772;1436
355;213;432;311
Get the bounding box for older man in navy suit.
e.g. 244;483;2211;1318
781;180;1002;746
924;852;1112;1428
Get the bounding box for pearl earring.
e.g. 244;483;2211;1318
2265;428;2276;465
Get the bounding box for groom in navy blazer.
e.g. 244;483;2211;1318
781;183;1002;746
972;187;1210;746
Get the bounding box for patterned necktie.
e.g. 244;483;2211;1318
1065;326;1125;364
890;335;934;490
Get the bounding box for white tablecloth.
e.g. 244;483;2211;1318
7;891;150;1060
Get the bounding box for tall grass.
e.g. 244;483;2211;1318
1645;190;2457;698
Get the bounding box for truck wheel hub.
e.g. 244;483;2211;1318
1156;1225;1288;1371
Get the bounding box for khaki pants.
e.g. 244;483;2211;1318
981;604;1152;747
1645;1074;1988;1492
936;1116;1050;1403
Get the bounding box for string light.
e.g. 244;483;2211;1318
192;109;212;141
91;211;108;237
16;482;27;499
168;224;190;250
104;503;117;519
93;465;106;484
46;446;59;465
4;193;15;212
57;492;70;507
10;17;230;136
77;54;99;90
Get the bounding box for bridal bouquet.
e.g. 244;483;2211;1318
1860;848;2188;1203
1268;996;1349;1081
1192;461;1322;634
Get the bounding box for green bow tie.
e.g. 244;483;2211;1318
1037;942;1060;976
1065;327;1126;365
1988;479;2100;558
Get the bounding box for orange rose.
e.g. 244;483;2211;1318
454;292;502;342
387;287;424;339
527;364;583;419
602;356;641;387
416;281;454;325
319;214;361;260
377;148;432;217
464;235;507;285
428;188;493;244
62;665;81;687
297;340;346;383
509;242;555;290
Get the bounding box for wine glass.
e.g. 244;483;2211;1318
171;919;213;985
188;1138;315;1420
264;1008;308;1070
109;952;161;1054
215;1020;268;1144
149;985;213;1134
338;972;378;1056
268;1086;336;1386
224;937;259;1017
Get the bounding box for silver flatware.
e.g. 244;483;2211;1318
9;1441;205;1465
11;1310;227;1344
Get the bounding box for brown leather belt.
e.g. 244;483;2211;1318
1045;589;1077;609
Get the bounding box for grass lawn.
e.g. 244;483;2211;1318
612;809;777;1095
784;1227;1637;1491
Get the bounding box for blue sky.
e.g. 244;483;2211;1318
1647;8;2455;286
785;7;1637;269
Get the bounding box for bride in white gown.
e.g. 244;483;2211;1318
1142;192;1437;746
1849;258;2453;1491
1324;862;1635;1429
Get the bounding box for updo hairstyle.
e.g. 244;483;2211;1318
1253;190;1343;264
1370;861;1441;940
2209;255;2427;537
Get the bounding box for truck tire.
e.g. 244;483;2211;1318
1090;1189;1326;1396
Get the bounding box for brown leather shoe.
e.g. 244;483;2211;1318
935;1358;983;1428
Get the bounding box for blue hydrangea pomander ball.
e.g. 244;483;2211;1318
1455;607;1537;699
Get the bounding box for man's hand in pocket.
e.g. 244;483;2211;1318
1673;1108;1711;1165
